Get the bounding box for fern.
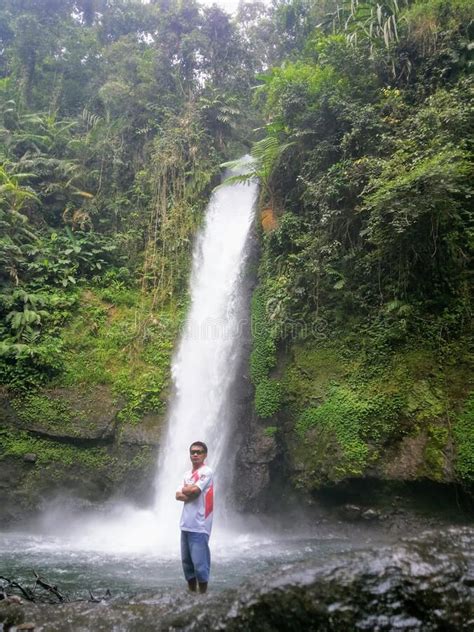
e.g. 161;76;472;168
220;136;294;204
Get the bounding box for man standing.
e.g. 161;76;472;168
175;441;214;594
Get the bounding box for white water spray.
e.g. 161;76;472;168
153;162;257;544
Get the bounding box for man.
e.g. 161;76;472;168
176;441;214;594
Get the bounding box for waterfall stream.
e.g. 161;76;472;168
153;162;257;541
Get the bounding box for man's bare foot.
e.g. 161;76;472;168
187;578;197;592
198;582;208;594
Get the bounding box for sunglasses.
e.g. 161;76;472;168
190;449;205;455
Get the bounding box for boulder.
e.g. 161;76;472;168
362;508;381;521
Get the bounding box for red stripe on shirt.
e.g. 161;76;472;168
205;484;213;519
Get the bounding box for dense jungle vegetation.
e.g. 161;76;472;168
243;0;473;490
0;0;473;494
0;0;274;416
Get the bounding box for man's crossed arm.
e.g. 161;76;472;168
176;484;201;502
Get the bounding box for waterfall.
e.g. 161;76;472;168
30;160;257;555
153;161;257;544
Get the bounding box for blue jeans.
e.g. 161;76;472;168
180;531;211;583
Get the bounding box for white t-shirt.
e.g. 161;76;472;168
178;464;214;536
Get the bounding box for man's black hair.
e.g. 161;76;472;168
190;441;208;453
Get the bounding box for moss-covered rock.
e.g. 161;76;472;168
255;378;282;418
4;387;119;441
0;286;179;525
0;424;158;525
265;337;473;493
58;287;182;424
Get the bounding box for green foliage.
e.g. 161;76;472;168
261;63;347;118
282;336;472;489
263;426;278;437
250;285;283;419
249;0;473;358
221;135;294;205
249;287;277;385
140;107;220;304
453;394;474;481
0;0;266;393
255;379;282;419
296;385;403;480
0;286;77;389
25;231;121;289
362;144;472;303
283;346;349;414
0;338;65;390
404;0;474;59
297;398;370;480
330;1;409;62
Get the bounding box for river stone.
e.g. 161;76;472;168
362;508;381;521
23;453;37;464
18;527;474;631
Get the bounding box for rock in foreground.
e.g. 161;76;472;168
15;528;474;631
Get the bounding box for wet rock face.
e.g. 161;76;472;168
0;385;161;526
18;528;474;631
234;430;277;512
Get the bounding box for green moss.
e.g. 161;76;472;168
263;426;278;437
282;346;351;414
295;386;398;480
95;286;139;308
281;335;473;489
0;428;115;469
10;394;74;429
128;445;155;469
58;287;183;424
453;393;474;481
255;379;282;418
249;285;283;419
